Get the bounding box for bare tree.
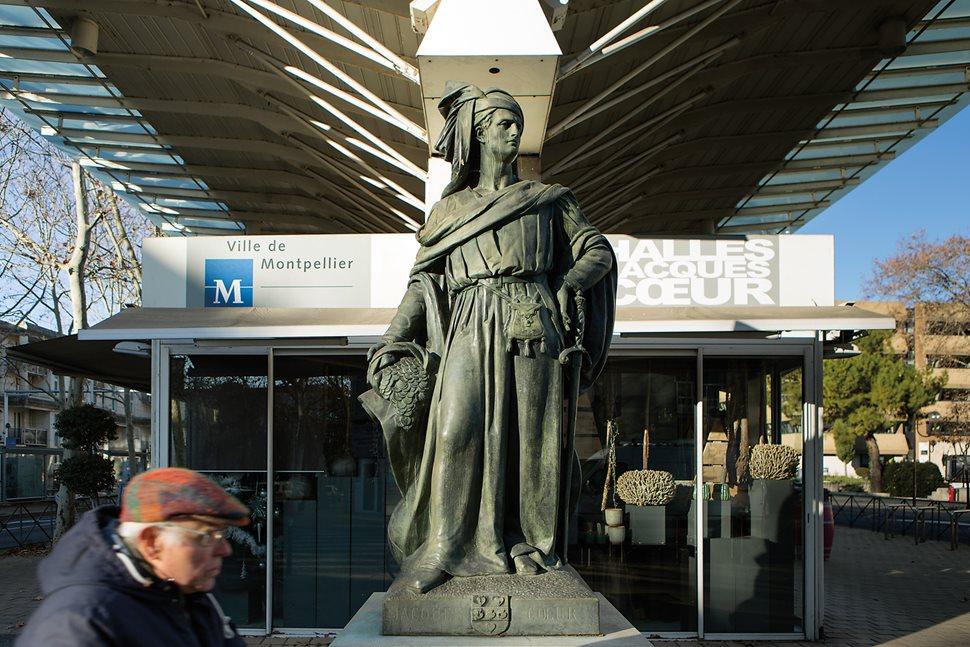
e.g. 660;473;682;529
2;107;153;538
0;108;150;333
867;230;970;310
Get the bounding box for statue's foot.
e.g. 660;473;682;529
513;553;542;576
406;566;449;594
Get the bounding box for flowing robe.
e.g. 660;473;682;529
373;180;615;577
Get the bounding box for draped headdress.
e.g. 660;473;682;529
434;82;524;198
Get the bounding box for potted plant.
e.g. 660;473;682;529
616;430;675;545
748;442;799;543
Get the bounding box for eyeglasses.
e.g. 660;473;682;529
157;523;228;547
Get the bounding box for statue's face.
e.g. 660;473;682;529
477;108;522;166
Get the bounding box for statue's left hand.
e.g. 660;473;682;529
557;284;572;333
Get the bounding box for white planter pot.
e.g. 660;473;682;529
607;524;626;545
604;507;624;527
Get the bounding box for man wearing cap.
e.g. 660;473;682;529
16;467;248;646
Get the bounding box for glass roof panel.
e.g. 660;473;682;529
129;175;211;191
153;198;229;211
2;79;115;96
0;35;70;50
0;58;100;77
177;219;245;231
0;7;50;28
95;150;185;165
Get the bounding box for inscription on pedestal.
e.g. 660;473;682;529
382;567;600;636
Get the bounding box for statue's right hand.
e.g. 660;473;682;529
367;341;399;373
366;341;386;362
374;353;398;372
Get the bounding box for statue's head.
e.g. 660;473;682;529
434;83;524;197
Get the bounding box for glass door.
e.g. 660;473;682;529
270;352;392;630
701;356;805;635
168;352;269;631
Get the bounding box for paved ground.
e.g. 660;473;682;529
2;526;968;646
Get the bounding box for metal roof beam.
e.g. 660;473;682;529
0;72;107;86
608;177;860;206
547;39;733;141
261;92;425;214
303;0;419;80
754;177;861;196
779;151;895;170
234;40;427;177
572;132;683;194
806;119;937;141
559;0;692;78
4;91;310;135
734;201;830;217
0;24;65;38
854;82;970;103
546;90;706;176
554;0;741;123
131;187;334;214
867;62;970;80
233;37;425;143
904;38;970;57
718;220;798;234
228;2;425;140
796;133;913;153
915;16;970;31
231;0;418;82
833;99;954;119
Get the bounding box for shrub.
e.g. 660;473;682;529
53;405;118;497
55;405;117;451
824;476;866;493
53;453;116;497
883;461;945;498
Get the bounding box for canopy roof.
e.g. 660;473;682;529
1;0;968;236
72;304;894;341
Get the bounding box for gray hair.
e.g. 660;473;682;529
116;521;185;552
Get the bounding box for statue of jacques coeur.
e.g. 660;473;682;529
361;83;616;594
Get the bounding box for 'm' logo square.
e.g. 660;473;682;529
204;259;253;307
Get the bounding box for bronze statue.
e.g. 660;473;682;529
361;83;616;594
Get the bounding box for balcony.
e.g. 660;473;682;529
3;391;59;411
6;427;48;447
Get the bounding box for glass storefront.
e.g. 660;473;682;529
160;339;820;638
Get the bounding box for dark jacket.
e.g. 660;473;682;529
15;506;246;647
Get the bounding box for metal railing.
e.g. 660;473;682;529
830;492;970;549
0;495;112;549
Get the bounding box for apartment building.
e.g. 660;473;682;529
1;320;151;500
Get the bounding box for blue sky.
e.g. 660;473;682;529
799;105;970;302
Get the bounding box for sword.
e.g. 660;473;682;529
557;287;586;564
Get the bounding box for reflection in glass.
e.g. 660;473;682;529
206;471;268;630
272;355;390;629
702;357;804;634
571;357;697;632
169;355;267;471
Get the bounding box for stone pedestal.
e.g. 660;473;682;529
382;566;599;636
331;591;654;646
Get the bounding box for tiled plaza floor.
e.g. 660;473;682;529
2;526;968;646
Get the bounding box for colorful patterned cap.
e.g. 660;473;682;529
120;468;250;526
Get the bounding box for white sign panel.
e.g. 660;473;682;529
142;234;833;309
